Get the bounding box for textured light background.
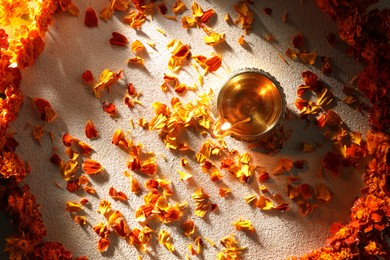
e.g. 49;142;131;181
1;0;381;259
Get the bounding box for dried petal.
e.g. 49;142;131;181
109;187;128;201
172;0;186;14
131;40;145;53
203;29;225;46
97;238;110;252
158;229;174;252
84;7;98;27
316;183;332;203
66;201;82;212
233;218;255;233
256;195;274;210
103;102;118;117
244;194;257;205
292;33;304;49
94;69;122;97
127;174;141;194
82;159;103;175
298;52;317;65
177;170;192;181
82;70;93;85
140;158;157;175
73;215;87;225
85;119;98;139
128;56;145;65
321;56;332;75
219;188;231;197
32;98;57;122
272;158;293;175
110;32;128;46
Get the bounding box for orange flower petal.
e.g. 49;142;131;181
128;56;145;65
109;187;128;201
85;119;98;139
84;7;98;27
82;158;103;175
66;201;82;212
32;98;57;122
82;70;93;84
131;40;145;53
110;32;128;46
103;102;118;117
97;237;110;252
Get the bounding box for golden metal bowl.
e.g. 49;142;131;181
215;68;286;142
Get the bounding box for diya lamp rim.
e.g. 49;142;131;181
215;67;287;142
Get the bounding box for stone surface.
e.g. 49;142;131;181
1;0;380;259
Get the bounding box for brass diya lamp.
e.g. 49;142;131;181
213;68;286;142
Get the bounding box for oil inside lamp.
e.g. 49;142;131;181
213;68;285;141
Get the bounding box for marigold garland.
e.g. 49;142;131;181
0;0;388;259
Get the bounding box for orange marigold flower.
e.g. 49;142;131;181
191;189;212;218
100;0;130;21
178;170;192;181
33;241;73;259
135;203;154;222
0;151;27;183
194;53;222;72
4;236;33;259
75;139;93;157
292;33;304;49
203;27;225;46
